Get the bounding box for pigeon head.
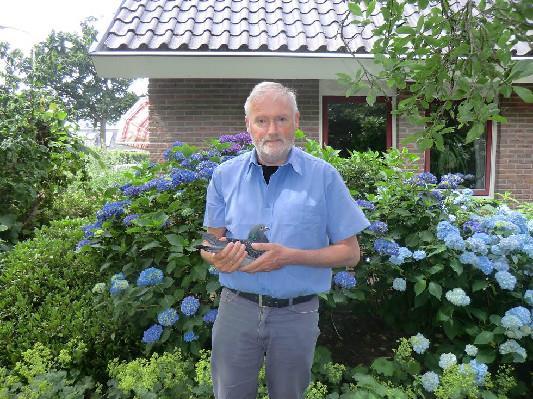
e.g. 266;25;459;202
248;224;269;243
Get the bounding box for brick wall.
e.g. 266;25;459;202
147;79;319;160
396;115;426;171
496;87;533;202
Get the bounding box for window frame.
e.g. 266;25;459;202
423;122;493;196
321;96;393;150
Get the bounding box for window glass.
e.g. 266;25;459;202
326;101;387;157
430;125;487;190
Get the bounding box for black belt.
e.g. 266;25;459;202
226;288;316;308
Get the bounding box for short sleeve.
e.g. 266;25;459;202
203;168;226;228
325;167;370;243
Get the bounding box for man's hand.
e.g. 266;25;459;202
201;238;249;273
239;243;290;273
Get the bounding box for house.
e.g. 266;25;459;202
90;0;533;201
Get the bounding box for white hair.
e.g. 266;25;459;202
244;81;299;116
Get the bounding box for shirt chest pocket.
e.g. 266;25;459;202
276;204;323;226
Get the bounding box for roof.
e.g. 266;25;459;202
94;0;531;55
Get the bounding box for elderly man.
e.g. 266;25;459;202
201;81;369;399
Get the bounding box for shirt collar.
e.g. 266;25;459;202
247;147;303;176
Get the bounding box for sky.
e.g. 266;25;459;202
0;0;147;94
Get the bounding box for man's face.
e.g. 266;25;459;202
245;93;300;166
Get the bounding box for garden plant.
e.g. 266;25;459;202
1;131;531;398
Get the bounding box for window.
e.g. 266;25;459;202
322;96;392;157
424;121;492;195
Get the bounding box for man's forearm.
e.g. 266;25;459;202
283;237;361;268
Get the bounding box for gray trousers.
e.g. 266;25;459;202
211;287;320;399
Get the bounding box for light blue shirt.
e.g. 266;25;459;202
203;147;369;298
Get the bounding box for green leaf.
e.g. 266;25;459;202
206;280;220;293
428;263;444;275
476;348;496;364
428;282;442;300
443;321;459;339
512;86;533;103
140;241;162;251
366;0;376;15
469;308;488;322
366;92;376;106
474;331;494;345
449;259;463;276
418;0;429;8
370;357;395;377
472;279;489;292
349;2;362;16
509;62;533;80
414;278;426;296
165;234;182;246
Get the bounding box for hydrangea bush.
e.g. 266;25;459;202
78;131;531;395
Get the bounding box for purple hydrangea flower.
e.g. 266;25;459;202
123;214;140;226
96;200;130;222
355;199;376;211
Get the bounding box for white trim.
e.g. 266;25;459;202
391;94;397;148
488;119;498;199
318;84;323;144
90;50;376;58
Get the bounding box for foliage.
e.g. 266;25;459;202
0;342;97;399
343;0;533;149
0;218;132;381
31;19;138;147
82;135;253;359
0;89;86;248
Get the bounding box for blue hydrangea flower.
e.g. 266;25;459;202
367;221;388;234
463;220;483;234
208;265;219;275
183;330;199;342
196;160;218;178
501;314;522;330
207;149;221;158
421;371;440;392
374;239;400;256
157;308;179;326
412;250;427;260
474;256;494;276
142;324;163;344
413;172;438;185
465;345;478;357
459;251;477;265
109;279;129;296
333;271;357;289
123;214;139;226
438;353;457;369
445;288;471;306
170;168;199;186
499;339;526;359
471;232;493;244
438;173;464;189
355;199;375;211
181;295;200;316
203;309;218;324
389;246;413;265
96;200;130;222
505;307;531;326
494;271;517;290
137;267;164;287
190;153;204;162
466;237;488;255
492;257;509;272
444;233;466;251
524;290;533;306
436;221;461;240
469;360;488;385
392;278;407;291
410;333;430;354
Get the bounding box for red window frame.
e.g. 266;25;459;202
423;122;493;196
322;96;393;149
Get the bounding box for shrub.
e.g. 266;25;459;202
0;90;86;248
0;218;133;381
0;341;97;398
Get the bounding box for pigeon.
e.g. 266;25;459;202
196;224;270;266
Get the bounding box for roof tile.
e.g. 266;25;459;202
97;0;531;55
